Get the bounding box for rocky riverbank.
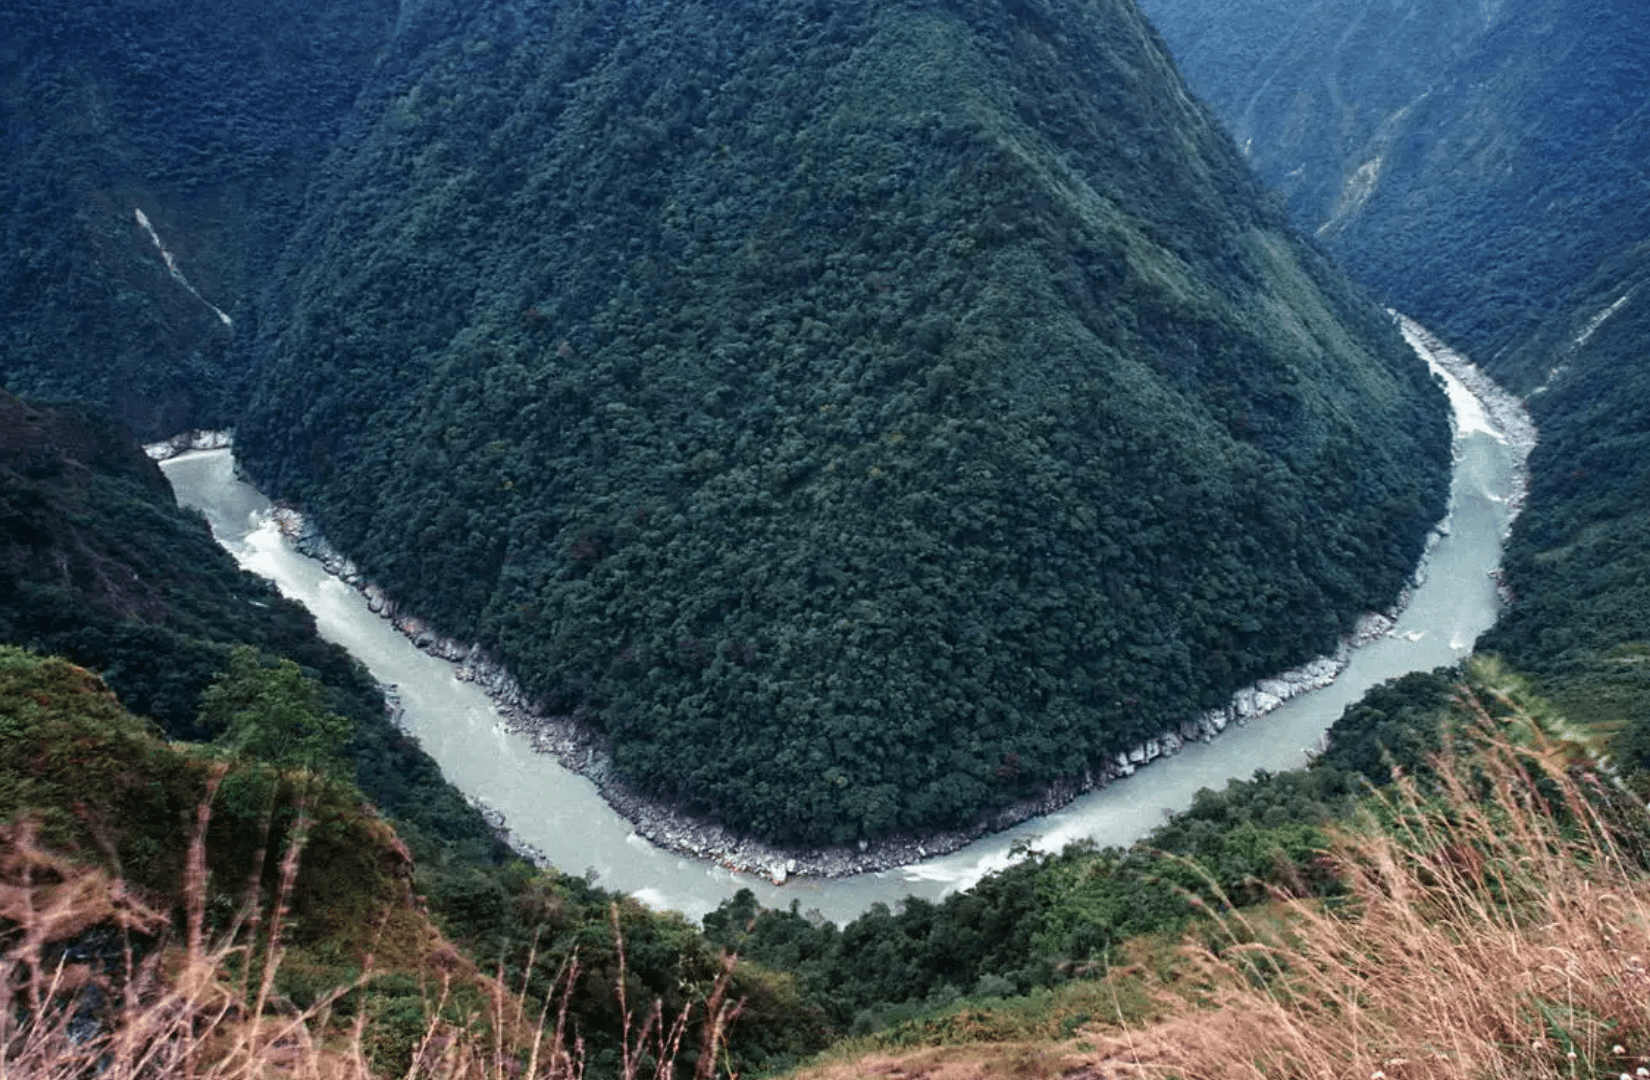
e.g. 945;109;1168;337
151;332;1530;882
1398;314;1538;525
256;498;1425;883
144;428;233;461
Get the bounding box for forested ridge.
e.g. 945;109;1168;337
1137;0;1650;376
1135;0;1650;819
3;0;1650;1072
230;0;1450;845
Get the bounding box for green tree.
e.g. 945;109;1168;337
199;646;352;776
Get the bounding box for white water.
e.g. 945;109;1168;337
161;326;1528;926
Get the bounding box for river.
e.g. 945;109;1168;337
159;322;1530;926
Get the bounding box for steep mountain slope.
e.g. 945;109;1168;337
0;392;361;733
1138;0;1650;376
234;0;1450;846
1480;256;1650;747
0;0;396;436
1136;0;1650;764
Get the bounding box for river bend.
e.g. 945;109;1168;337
159;321;1529;925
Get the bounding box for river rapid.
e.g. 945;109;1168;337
158;319;1531;926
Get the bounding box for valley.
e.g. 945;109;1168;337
2;0;1647;1074
158;316;1527;922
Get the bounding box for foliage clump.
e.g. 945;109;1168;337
0;648;822;1078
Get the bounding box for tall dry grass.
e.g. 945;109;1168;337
1074;686;1650;1080
0;770;744;1080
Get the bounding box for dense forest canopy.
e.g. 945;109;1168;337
1136;0;1650;786
1;0;1454;846
229;0;1450;844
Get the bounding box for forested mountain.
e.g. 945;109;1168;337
1136;0;1650;777
1138;0;1650;374
0;0;1454;847
0;0;396;436
4;0;1650;1073
0;390;512;865
218;0;1450;846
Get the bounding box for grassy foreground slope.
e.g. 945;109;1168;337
237;0;1450;847
783;680;1650;1079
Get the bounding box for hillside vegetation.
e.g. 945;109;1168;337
0;648;828;1078
0;0;398;436
230;0;1450;846
1138;0;1650;374
0;0;1455;847
1136;0;1650;804
2;0;1648;1074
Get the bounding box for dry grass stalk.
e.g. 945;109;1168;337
1070;693;1650;1080
609;904;747;1080
3;786;747;1079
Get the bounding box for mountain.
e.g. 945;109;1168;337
1136;0;1650;770
0;0;397;436
1137;0;1650;377
0;389;530;870
219;0;1450;846
0;0;1453;847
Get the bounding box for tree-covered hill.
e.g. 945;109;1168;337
1479;255;1650;757
1134;0;1650;787
231;0;1450;846
0;0;396;437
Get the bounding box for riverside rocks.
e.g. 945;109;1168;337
143;428;233;461
260;494;1441;881
1398;314;1538;529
